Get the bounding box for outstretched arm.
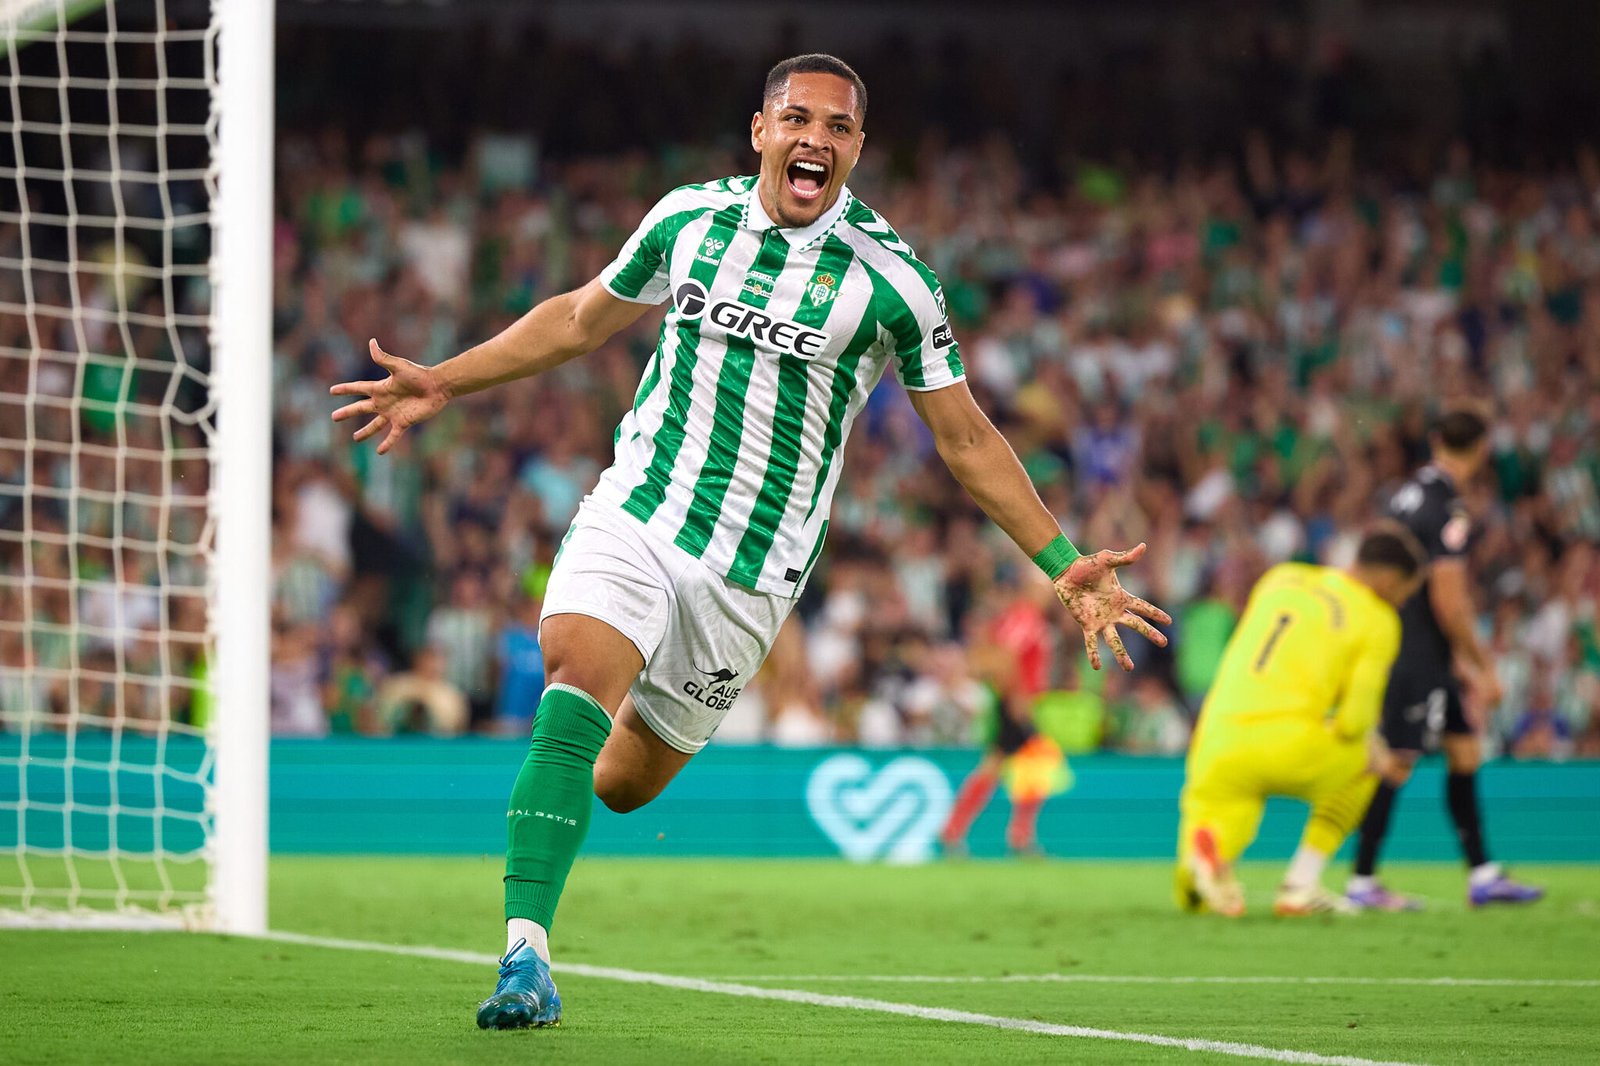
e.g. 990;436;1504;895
1428;557;1501;720
330;278;652;453
906;382;1171;670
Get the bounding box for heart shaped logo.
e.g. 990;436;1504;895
805;754;953;863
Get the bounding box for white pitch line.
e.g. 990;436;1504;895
711;973;1600;990
257;930;1426;1066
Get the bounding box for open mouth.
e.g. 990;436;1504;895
785;158;828;201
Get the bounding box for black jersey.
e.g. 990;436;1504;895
1384;465;1472;680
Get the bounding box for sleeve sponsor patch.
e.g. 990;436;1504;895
1440;513;1471;553
931;322;955;349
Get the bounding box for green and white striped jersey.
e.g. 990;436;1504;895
594;175;964;597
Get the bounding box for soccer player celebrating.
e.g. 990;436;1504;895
1346;407;1543;910
1176;526;1425;917
330;54;1170;1029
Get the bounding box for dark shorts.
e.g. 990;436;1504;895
991;705;1037;756
1380;675;1470;752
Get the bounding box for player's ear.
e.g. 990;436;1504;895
751;111;765;154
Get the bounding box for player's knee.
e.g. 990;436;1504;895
1444;741;1481;774
594;780;646;814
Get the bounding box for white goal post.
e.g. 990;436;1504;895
0;0;272;932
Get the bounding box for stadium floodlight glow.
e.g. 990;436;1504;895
0;0;273;933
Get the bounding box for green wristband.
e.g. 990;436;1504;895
1031;534;1082;578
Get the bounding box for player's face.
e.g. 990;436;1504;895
751;73;864;228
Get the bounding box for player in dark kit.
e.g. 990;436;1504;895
1346;406;1543;910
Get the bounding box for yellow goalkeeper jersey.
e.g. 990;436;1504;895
1197;563;1401;743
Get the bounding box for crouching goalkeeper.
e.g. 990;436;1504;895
1175;525;1425;917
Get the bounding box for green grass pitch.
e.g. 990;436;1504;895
2;858;1596;1065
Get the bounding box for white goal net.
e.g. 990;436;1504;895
0;0;270;931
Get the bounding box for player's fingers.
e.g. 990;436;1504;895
376;421;407;455
1082;629;1102;672
331;398;375;423
1104;625;1134;671
369;337;396;367
328;380;376;398
1126;594;1173;627
352;414;387;443
1118;611;1168;647
1098;542;1148;568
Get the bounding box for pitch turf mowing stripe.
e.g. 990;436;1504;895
708;973;1600;989
254;931;1430;1066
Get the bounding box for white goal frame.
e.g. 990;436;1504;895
210;0;273;937
0;0;273;934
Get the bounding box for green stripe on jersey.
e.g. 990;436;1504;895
621;203;744;525
804;294;882;522
730;237;857;583
609;207;712;300
620;319;671;445
845;198;961;384
674;230;793;558
859;259;925;386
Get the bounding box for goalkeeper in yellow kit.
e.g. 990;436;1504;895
1176;525;1425;917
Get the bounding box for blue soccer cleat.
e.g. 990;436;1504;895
1469;873;1544;908
476;938;562;1029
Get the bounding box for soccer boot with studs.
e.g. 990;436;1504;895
476;938;562;1030
1188;826;1245;917
1274;883;1359;917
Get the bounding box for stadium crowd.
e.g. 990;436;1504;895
2;24;1598;757
238;123;1600;757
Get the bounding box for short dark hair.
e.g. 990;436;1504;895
1355;522;1426;579
763;54;868;120
1433;404;1490;452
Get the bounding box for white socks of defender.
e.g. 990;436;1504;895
507;918;551;964
1283;846;1329;890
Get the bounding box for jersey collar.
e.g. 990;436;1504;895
743;181;852;250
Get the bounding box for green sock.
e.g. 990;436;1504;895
503;683;613;931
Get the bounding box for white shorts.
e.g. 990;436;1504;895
540;500;794;754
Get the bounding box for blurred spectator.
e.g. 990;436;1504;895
426;571;495;726
493;595;546;737
1106;675;1193;756
375;647;469;736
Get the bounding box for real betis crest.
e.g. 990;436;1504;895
808;273;841;308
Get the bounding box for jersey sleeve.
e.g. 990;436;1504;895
599;191;688;305
1391;480;1471;561
879;265;965;392
1329;606;1402;741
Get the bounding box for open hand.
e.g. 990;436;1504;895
1053;542;1171;671
1461;664;1503;731
329;339;450;454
